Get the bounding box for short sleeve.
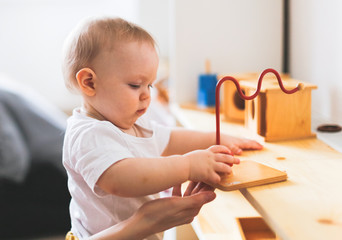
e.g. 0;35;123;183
70;123;134;196
136;116;172;155
151;120;172;155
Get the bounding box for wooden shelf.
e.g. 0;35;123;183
172;105;342;240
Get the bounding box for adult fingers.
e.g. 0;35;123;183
161;191;216;226
191;182;215;194
172;184;182;196
183;191;217;208
185;191;216;207
183;181;198;197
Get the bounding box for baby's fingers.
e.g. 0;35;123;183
208;145;232;155
230;139;263;155
214;162;233;174
215;153;240;166
240;139;263;150
205;172;222;185
228;145;242;155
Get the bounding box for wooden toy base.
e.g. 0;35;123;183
237;217;279;240
213;160;287;191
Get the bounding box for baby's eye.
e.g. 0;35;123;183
148;84;153;89
129;84;140;89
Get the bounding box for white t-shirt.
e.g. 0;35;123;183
63;108;172;239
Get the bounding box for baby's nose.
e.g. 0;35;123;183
140;89;150;101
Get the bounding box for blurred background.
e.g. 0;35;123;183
1;0;341;123
0;0;341;239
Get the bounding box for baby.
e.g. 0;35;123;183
62;17;262;239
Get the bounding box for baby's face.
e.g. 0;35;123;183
90;40;159;130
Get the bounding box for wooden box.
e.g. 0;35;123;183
236;217;279;240
240;78;317;142
221;72;289;122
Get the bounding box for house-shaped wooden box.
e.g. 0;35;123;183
239;78;317;142
221;72;289;122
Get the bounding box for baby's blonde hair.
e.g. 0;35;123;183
62;17;156;92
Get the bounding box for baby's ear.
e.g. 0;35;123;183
76;68;97;96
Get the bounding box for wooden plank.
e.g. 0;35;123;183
172;106;342;240
236;217;279;240
213;160;287;191
191;190;260;240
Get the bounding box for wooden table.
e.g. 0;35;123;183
172;106;342;240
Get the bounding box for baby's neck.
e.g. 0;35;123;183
121;124;139;137
81;104;105;121
120;124;152;138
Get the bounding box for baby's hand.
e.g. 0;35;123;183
184;145;240;185
221;134;263;155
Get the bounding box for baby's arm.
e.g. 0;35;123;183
220;134;263;155
96;145;238;197
162;128;263;156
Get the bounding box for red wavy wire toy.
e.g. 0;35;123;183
215;68;304;145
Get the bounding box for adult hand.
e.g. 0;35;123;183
89;183;215;240
135;182;216;235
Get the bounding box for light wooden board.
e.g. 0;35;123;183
191;189;260;240
214;160;287;191
236;217;279;240
172;106;342;240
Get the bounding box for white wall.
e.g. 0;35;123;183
137;0;170;59
1;0;289;117
0;0;169;112
290;0;342;123
3;0;341;125
169;0;283;104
